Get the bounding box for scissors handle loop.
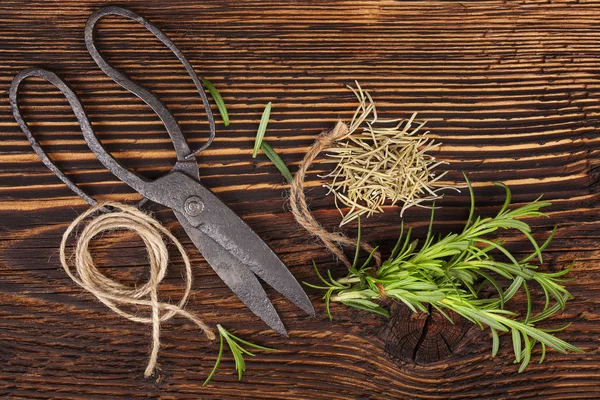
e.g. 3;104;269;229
10;68;100;206
10;6;217;205
85;6;216;160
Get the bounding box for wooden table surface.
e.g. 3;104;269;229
1;1;599;398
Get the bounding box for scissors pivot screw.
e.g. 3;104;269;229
184;196;205;216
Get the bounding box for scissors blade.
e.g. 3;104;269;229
144;171;315;319
195;207;315;317
174;210;288;336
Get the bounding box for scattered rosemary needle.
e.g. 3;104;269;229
253;102;272;158
305;176;583;372
260;141;294;184
251;103;293;183
203;324;277;386
201;77;230;126
324;82;458;226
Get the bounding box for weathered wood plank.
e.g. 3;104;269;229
1;0;600;398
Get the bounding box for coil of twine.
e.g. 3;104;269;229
59;201;215;377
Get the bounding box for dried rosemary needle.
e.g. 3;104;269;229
324;82;458;226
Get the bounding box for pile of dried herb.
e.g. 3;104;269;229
324;83;457;226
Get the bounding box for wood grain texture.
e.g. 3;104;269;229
1;0;600;398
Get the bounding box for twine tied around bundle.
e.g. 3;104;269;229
289;120;383;269
59;201;215;377
288;82;455;272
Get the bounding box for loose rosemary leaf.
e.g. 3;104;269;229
260;141;293;184
253;102;272;158
203;324;277;386
201;77;230;126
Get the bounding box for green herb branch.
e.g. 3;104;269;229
203;325;277;386
305;175;582;372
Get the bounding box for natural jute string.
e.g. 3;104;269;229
59;201;215;377
289;120;382;269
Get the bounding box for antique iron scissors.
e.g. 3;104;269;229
9;6;314;336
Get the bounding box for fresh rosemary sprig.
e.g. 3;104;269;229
305;176;582;371
203;324;277;386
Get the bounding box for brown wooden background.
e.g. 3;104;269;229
1;0;600;398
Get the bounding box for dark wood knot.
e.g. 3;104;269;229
378;301;472;365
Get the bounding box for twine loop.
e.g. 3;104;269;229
59;201;215;377
289;120;382;269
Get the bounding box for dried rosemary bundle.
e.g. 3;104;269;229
324;83;458;226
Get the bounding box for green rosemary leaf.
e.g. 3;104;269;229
201;77;230;126
431;303;454;324
396;227;414;261
475;239;520;267
473;261;515;280
203;327;225;386
410;291;446;303
310;260;330;286
512;328;522;362
536;276;567;309
446;302;508;332
253;102;272;158
232;342;256;357
500;317;582;354
324;288;334;320
503;276;524;303
541;322;572;333
490;218;531;233
463;172;475;230
225;331;278;352
518;334;532;373
302;282;332;290
360;246;379;271
260;141;293;184
524;281;532;323
341;299;389;317
522;230;543;263
422;206;436;251
528;299;567;323
540;342;547;364
541;285;551;311
491;328;500;357
494;181;512;216
390;221;405;259
521;226;556;263
543;261;573;278
327;269;340;286
396;297;419;313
